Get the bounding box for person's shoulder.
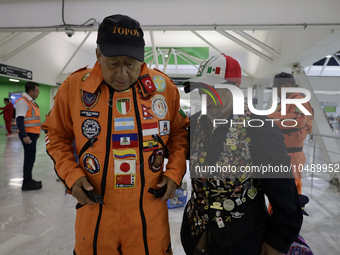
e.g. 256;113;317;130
247;113;284;138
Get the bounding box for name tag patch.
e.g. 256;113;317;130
80;110;100;118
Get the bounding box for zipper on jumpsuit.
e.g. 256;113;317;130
93;87;114;255
132;86;150;255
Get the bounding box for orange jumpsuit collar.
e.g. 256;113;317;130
81;61;104;93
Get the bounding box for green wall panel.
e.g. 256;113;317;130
0;82;50;128
144;47;209;65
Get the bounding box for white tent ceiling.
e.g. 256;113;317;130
0;0;340;88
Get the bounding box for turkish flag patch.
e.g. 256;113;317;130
139;74;156;95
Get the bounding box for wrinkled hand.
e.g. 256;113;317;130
260;242;281;255
23;136;31;144
157;175;177;201
71;176;96;205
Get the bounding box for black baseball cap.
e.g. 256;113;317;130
272;72;296;87
96;14;145;62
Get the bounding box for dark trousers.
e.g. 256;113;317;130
5;119;12;134
19;132;39;183
209;225;266;255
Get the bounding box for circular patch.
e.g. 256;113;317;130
152;75;166;93
81;119;101;139
223;199;235;211
151;95;167;119
148;148;165;173
83;153;101;175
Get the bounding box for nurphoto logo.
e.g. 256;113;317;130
200;84;312;128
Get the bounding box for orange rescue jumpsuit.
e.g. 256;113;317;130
42;62;189;255
268;92;313;194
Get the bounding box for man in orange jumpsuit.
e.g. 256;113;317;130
268;72;313;194
42;14;189;255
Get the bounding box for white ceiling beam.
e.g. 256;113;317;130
58;31;92;76
163;47;172;73
191;30;222;53
172;48;178;73
158;48;165;66
175;49;204;64
1;32;49;61
150;31;159;69
332;54;340;65
192;30;253;77
175;52;199;69
0;32;21;48
233;30;281;57
319;56;331;76
217;30;273;63
1;23;340;33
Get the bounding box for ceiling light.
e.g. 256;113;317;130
9;79;19;82
326;55;332;58
165;55;169;58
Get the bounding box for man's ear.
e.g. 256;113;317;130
95;49;101;64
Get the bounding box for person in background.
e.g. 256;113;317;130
268;72;313;194
42;14;189;255
0;98;14;137
181;54;302;255
15;82;42;191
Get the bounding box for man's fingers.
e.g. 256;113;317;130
72;185;93;205
72;177;95;205
80;177;94;191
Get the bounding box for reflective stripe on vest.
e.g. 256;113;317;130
18;95;41;133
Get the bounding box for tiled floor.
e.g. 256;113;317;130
0;128;339;255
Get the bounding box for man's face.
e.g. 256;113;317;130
96;50;143;91
199;86;234;121
30;86;40;99
277;83;292;99
4;100;8;105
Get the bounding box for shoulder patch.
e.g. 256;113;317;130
179;109;187;119
154;68;171;79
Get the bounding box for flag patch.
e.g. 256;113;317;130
143;140;158;151
142;122;158;136
114;117;135;131
114;159;136;175
115;174;135;188
113;149;137;160
112;134;138;149
116;98;131;115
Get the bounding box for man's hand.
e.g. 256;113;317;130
23;136;31;144
71;176;95;205
157;175;177;201
260;242;281;255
